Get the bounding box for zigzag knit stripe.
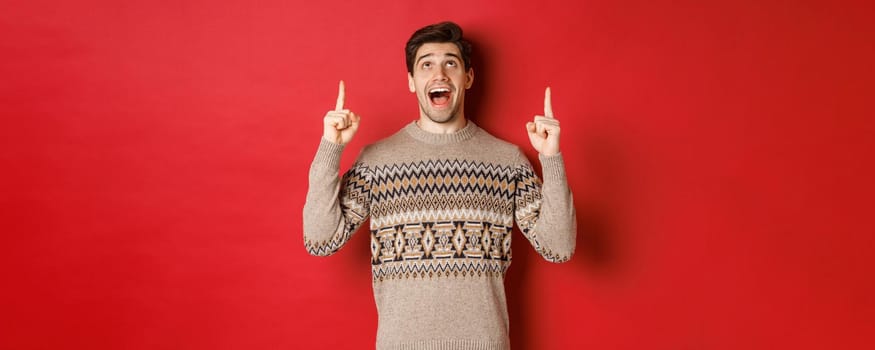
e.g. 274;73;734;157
372;258;510;282
370;159;517;201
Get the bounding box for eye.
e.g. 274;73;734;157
446;61;457;67
422;62;432;69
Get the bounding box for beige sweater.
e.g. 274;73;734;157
303;121;576;350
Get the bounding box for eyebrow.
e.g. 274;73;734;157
415;52;462;66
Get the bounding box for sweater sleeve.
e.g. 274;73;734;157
513;151;577;263
302;139;372;257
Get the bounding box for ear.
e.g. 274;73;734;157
465;68;474;89
408;73;415;93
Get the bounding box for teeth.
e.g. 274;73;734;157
429;88;450;94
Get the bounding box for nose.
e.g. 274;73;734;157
433;67;448;81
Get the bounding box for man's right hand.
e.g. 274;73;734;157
323;80;361;145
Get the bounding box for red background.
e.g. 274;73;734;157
2;0;873;349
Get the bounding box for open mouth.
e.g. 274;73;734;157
428;87;451;107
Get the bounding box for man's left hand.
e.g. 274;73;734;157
526;87;561;156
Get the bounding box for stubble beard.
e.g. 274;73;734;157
419;94;464;124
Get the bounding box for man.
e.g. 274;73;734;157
303;22;576;350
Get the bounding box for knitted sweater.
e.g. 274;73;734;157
303;121;576;350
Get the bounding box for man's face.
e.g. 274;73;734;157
408;42;474;124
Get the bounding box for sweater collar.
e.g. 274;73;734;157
404;120;479;145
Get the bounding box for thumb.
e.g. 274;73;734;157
348;112;361;130
526;122;536;134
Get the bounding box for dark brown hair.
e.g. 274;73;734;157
405;21;472;74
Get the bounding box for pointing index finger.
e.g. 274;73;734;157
335;80;345;111
544;87;554;118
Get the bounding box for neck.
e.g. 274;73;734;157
405;119;478;145
416;113;468;134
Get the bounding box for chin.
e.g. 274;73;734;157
426;112;458;124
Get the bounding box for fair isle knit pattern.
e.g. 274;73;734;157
303;121;576;350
